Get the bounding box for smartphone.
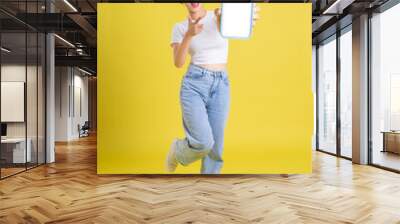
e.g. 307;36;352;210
220;3;254;39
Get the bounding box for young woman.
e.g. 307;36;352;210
166;3;258;174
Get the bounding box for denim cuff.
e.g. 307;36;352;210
175;139;211;166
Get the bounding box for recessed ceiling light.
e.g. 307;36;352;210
1;47;11;53
63;0;78;12
322;0;353;15
54;34;75;48
78;67;93;76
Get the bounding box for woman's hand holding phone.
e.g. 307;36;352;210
214;8;222;30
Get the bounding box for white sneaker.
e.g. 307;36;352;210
166;139;179;172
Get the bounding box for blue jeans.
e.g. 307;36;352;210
175;64;230;174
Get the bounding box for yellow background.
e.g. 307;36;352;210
97;3;313;174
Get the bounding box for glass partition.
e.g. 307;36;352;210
38;32;45;165
0;1;46;179
1;31;28;177
27;30;38;169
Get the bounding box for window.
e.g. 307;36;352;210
317;36;337;154
390;74;400;130
371;3;400;171
339;28;352;158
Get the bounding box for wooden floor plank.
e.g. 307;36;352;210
1;134;400;224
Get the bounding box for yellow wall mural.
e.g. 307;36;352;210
97;3;313;174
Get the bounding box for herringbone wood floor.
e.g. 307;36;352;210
1;135;400;224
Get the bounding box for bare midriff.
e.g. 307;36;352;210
196;63;227;71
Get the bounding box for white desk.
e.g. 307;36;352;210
1;138;31;163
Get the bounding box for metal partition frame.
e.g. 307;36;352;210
0;0;48;180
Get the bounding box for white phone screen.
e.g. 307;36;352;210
220;3;254;39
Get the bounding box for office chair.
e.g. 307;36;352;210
79;121;90;138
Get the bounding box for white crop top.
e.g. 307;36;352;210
171;11;229;65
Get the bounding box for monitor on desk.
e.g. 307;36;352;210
1;123;7;138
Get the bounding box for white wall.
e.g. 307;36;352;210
1;66;26;137
55;67;70;141
78;72;89;138
55;67;89;141
1;65;39;138
1;64;46;164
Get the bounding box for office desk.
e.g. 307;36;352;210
382;131;400;154
1;138;31;164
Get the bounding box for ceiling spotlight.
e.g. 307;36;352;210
76;48;85;55
54;34;75;48
63;0;78;12
1;47;11;53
